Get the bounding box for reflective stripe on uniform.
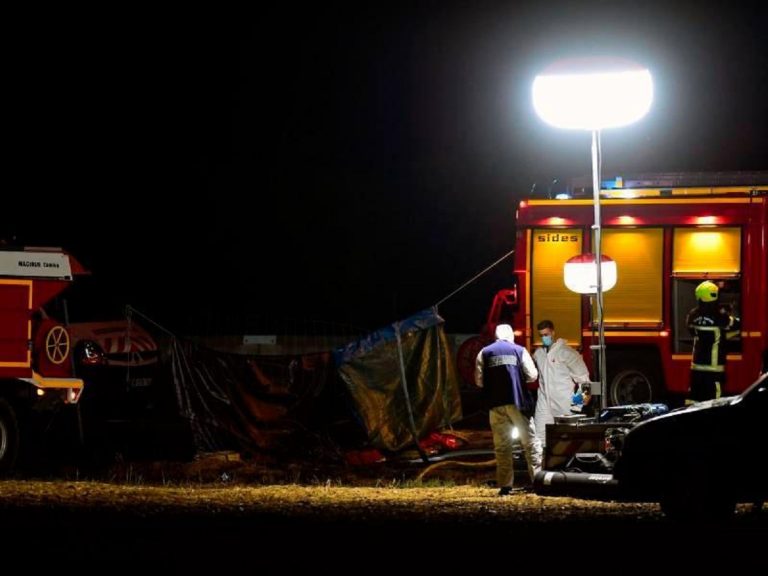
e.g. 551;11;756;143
487;354;519;368
691;363;725;372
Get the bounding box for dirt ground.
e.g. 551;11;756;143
1;448;765;571
3;425;765;570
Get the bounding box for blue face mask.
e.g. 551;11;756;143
541;335;553;347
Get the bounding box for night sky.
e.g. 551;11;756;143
8;3;768;336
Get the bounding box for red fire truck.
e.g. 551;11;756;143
458;172;768;405
0;247;86;471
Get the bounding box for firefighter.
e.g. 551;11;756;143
474;324;540;495
686;280;740;403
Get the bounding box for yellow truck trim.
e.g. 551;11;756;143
672;354;743;361
582;331;663;337
0;354;31;368
582;331;761;339
17;372;84;405
23;371;84;390
527;197;754;207
525;229;532;350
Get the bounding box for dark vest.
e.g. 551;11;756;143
480;340;533;412
687;302;736;372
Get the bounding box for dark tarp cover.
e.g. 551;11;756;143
169;338;336;453
334;308;462;451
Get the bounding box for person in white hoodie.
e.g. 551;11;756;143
475;324;540;495
532;319;591;455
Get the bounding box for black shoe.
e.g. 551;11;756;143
497;487;512;496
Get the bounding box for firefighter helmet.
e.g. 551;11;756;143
695;280;719;302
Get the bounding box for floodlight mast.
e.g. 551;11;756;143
532;59;653;409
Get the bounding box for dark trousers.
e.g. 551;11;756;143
687;370;724;403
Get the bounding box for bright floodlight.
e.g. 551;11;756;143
564;253;617;294
532;57;652;410
533;58;653;130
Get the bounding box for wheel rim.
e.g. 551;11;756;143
610;369;653;405
45;325;70;364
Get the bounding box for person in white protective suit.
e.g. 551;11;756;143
474;324;541;496
532;319;591;454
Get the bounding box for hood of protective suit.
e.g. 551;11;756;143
495;324;514;342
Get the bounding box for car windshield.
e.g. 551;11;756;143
739;372;767;401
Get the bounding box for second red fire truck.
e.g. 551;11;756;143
459;172;768;405
0;247;86;472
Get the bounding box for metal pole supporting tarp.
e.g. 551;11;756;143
394;321;430;463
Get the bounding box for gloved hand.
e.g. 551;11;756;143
571;390;584;413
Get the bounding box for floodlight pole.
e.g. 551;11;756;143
532;58;653;410
590;129;607;410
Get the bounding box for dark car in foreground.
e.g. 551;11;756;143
614;371;766;520
535;372;767;520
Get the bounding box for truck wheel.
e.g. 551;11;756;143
610;369;655;405
0;399;20;474
607;353;663;406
